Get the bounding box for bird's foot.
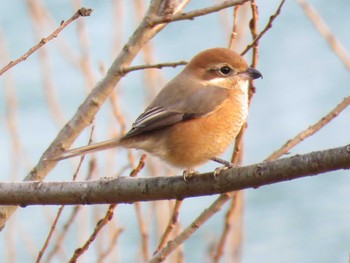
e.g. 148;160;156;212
211;157;237;177
182;168;199;181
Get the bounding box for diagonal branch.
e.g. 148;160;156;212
151;0;249;25
297;0;350;71
267;96;350;161
0;144;349;206
0;7;92;76
241;0;286;56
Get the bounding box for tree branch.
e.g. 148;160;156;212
0;7;92;76
119;60;188;75
297;0;350;71
151;0;249;25
0;145;349;206
241;0;286;56
266;96;350;161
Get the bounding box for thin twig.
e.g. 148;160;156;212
132;152;150;260
149;193;233;263
97;228;124;263
36;127;95;263
73;1;95;92
69;141;147;262
130;154;147;177
108;87;128;135
119;61;187;75
44;206;81;262
151;0;249;25
135;202;150;261
27;0;66;126
154;200;183;254
69;204;117;263
213;192;239;262
249;0;259;66
297;0;350;71
36;206;64;263
241;0;285;56
28;1;80;67
228;191;244;262
228;6;240;49
266;96;350;161
0;7;92;76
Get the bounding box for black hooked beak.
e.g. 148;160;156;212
239;67;263;80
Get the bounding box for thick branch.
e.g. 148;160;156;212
0;145;349;206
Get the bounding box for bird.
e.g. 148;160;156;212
47;48;262;172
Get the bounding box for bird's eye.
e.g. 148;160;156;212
219;66;232;75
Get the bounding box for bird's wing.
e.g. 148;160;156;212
123;85;229;138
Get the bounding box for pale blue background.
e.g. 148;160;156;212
0;0;349;262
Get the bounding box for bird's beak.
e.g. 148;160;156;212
239;67;263;80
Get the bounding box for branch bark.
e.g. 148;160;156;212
0;145;349;206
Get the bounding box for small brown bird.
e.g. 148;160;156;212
48;48;262;170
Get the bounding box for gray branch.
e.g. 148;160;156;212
1;144;349;206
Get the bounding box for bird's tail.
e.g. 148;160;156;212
46;139;121;161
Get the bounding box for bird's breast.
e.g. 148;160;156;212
159;86;249;168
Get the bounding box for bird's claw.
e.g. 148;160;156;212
182;169;199;181
213;161;237;178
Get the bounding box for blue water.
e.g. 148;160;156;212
0;0;350;262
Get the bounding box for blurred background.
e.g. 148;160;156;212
0;0;349;262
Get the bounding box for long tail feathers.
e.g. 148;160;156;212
46;139;121;161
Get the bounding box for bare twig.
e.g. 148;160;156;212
27;1;80;67
73;0;95;92
0;7;92;76
151;0;249;25
149;193;233;263
249;0;259;65
154;200;183;254
97;228;124;263
119;61;187;75
266;96;350;161
130;154;147;177
297;0;350;71
241;0;286;56
27;0;66;126
131;151;150;261
36;127;94;263
69;204;117;263
36;206;64;263
135;202;150;261
228;6;240;49
44;206;81;262
213;192;240;262
0;29;24;177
